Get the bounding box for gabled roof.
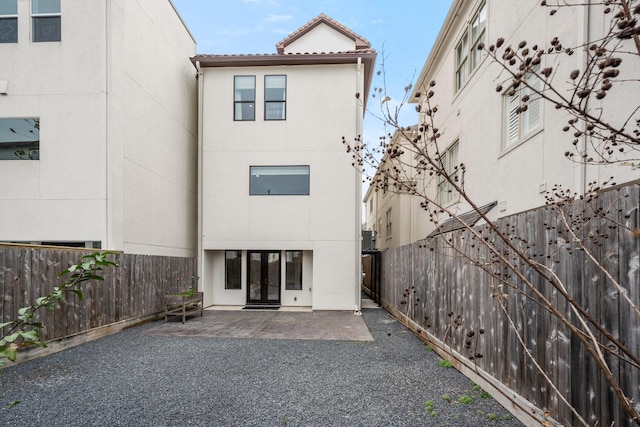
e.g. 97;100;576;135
275;13;371;54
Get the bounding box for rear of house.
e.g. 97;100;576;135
194;14;376;310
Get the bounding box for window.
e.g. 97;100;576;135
225;250;242;290
250;166;310;195
0;118;40;160
32;0;61;42
503;69;541;148
265;75;286;120
285;250;302;290
455;2;486;91
0;1;17;43
386;208;392;238
234;76;255;121
437;141;459;205
369;199;373;213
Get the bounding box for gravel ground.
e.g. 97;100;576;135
0;308;523;427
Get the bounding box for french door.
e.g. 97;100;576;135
247;251;281;305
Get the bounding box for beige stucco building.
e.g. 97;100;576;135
365;0;639;249
0;0;197;256
193;14;376;310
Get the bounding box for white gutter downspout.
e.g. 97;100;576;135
574;1;590;194
355;57;363;313
195;61;204;293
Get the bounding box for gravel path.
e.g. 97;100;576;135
0;308;523;426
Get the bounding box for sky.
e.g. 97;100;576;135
170;0;454;144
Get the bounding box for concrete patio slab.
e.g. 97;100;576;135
141;309;374;341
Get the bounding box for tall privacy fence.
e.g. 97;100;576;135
378;182;639;427
0;245;197;342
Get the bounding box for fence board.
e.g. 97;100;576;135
377;183;639;427
0;245;196;345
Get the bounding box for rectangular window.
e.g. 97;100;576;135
386;209;392;238
265;75;286;120
437;141;459;205
250;165;310;195
0;118;40;160
0;0;18;43
285;250;302;290
455;2;486;92
234;75;255;121
32;0;61;42
503;69;541;148
225;250;242;290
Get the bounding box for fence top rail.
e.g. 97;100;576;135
0;242;124;254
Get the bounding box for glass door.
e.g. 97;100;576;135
247;251;281;305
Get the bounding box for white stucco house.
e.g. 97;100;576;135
192;14;376;310
365;0;639;248
0;0;197;257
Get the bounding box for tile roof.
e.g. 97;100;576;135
275;13;371;54
427;201;498;237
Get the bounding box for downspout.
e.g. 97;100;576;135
195;61;204;293
104;0;110;249
575;1;591;194
355;57;363;313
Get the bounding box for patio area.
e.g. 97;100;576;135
0;298;523;426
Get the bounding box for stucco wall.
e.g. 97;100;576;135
200;62;361;309
0;0;197;256
0;0;108;243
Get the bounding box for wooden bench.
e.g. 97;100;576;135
164;291;204;324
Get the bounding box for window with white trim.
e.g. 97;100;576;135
455;2;486;92
437;141;459;205
32;0;61;42
234;76;255;121
0;1;18;43
503;69;541;148
0;118;40;160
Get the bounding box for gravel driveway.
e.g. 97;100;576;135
0;307;523;426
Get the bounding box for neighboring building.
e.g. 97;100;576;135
193;14;376;310
365;0;639;248
0;0;197;257
363;126;419;250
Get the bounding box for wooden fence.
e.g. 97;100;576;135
0;246;197;343
378;183;639;427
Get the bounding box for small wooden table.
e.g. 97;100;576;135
164;292;204;324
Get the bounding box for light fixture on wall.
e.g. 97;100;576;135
0;81;8;95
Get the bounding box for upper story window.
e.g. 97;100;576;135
455;1;486;92
265;75;286;120
503;68;541;149
437;140;459;205
0;1;18;43
32;0;61;42
250;165;310;195
234;76;256;121
0;118;40;160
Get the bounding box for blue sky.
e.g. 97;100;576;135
171;0;453;142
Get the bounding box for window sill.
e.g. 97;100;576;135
499;127;543;159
